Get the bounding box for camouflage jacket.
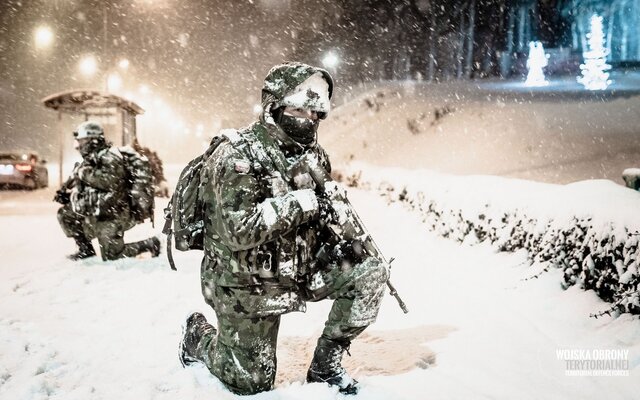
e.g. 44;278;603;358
201;121;332;316
70;146;130;220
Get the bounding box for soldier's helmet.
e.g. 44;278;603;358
261;62;334;119
73;121;105;140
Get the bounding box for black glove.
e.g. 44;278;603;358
331;239;366;264
316;195;336;224
54;189;70;205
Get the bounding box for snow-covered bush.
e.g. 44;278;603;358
341;166;640;316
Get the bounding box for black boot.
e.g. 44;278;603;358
307;337;359;395
180;312;216;367
67;235;96;260
147;236;161;257
124;236;161;258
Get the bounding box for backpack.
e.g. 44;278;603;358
162;131;236;270
118;146;155;225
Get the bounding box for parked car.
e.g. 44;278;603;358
0;151;49;189
623;168;640;191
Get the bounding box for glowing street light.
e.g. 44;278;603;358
79;55;98;77
322;52;339;69
34;25;54;49
118;58;130;70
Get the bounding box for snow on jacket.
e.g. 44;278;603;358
71;145;130;220
200;120;332;317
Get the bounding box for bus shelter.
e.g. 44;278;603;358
42;90;144;185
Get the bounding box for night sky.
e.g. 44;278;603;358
0;0;577;162
0;0;338;160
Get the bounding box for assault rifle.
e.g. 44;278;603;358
53;163;80;204
289;152;409;314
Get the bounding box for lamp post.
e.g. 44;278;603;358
78;55;132;93
322;51;339;70
118;58;130;70
34;25;54;50
78;55;98;77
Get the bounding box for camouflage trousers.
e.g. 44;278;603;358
57;204;141;261
195;256;388;395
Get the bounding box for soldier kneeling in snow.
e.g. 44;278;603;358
179;62;388;395
54;121;160;261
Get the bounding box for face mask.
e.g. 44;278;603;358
278;114;319;145
77;138;104;158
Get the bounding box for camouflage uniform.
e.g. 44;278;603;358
57;140;156;261
191;64;388;395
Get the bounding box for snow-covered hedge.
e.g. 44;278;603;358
338;164;640;317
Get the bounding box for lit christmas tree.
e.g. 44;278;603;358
525;41;549;87
578;14;612;90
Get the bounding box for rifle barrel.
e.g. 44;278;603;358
299;153;409;314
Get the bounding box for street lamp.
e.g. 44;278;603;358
79;55;98;77
78;56;129;92
34;25;54;49
322;52;339;69
118;58;130;70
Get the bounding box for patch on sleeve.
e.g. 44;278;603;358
234;160;251;174
259;201;278;228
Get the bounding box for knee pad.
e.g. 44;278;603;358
358;257;389;288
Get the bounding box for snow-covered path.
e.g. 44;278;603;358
0;188;638;399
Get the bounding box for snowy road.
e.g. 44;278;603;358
0;187;639;399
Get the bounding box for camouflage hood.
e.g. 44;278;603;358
260;62;334;120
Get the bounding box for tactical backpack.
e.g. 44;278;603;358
162;131;236;270
118;146;155;225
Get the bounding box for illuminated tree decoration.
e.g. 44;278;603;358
525;41;549;87
578;14;612;91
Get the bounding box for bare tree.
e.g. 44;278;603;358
464;0;476;78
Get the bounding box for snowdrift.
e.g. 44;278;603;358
339;163;640;316
2;181;640;398
321;80;640;184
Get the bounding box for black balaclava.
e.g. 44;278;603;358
273;107;319;146
77;137;106;160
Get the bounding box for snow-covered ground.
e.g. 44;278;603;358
321;76;640;185
343;161;640;233
1;182;639;399
4;77;640;397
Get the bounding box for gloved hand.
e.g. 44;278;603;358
316;194;336;224
53;189;70;204
69;189;99;216
331;239;366;265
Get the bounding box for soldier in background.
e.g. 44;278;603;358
54;121;160;261
179;63;388;395
132;138;169;197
